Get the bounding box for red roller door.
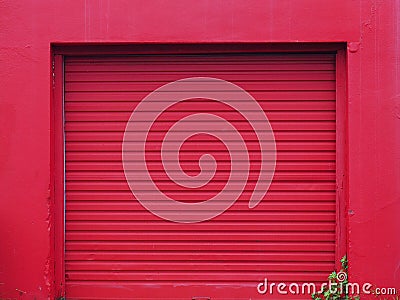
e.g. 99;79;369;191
64;53;338;299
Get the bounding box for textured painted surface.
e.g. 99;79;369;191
0;0;399;299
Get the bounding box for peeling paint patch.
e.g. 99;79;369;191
44;186;52;300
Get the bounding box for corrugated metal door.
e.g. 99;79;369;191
64;53;337;299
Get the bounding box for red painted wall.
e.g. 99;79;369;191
0;1;399;299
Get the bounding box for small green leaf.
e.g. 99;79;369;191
328;271;337;280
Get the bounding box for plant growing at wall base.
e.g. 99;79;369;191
311;255;360;300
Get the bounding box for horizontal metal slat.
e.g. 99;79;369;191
65;241;335;252
65;121;336;132
65;251;335;262
65;181;336;192
64;271;331;283
66;211;335;222
66;140;336;152
65;80;335;92
66;102;335;116
65;62;335;72
65;54;335;62
65;151;335;162
65;90;336;101
65;201;335;211
66;220;335;232
66;170;336;181
65;70;336;82
66;191;336;201
65;112;336;123
65;261;334;272
65;231;335;242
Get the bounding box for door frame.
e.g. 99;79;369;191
51;43;347;298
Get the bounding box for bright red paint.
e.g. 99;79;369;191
0;1;399;299
62;53;338;299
